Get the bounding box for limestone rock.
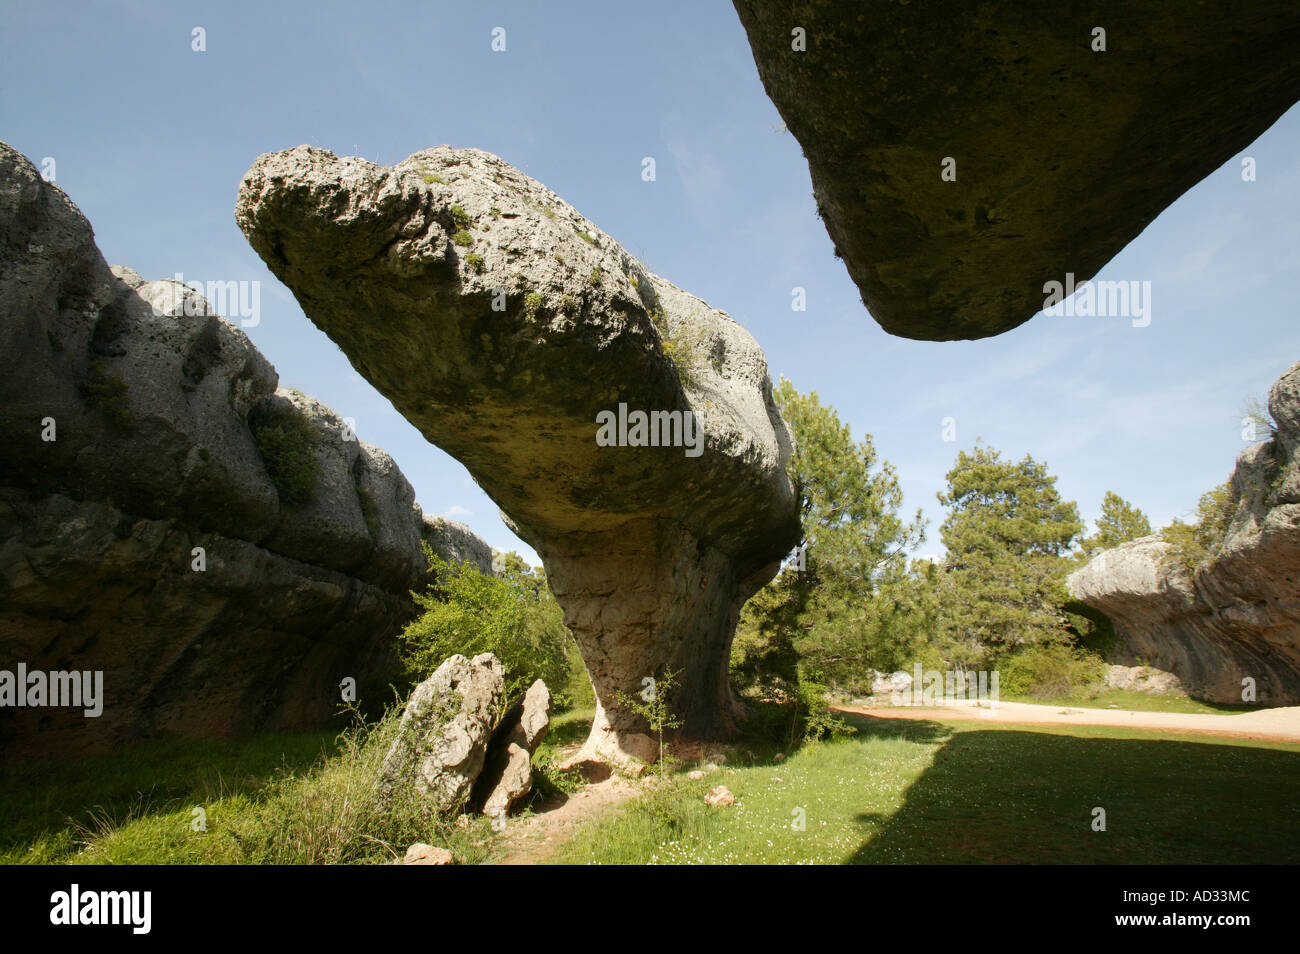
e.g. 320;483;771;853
1105;665;1183;696
379;653;506;812
704;785;735;807
871;670;913;696
0;141;494;761
732;0;1300;340
422;514;494;576
472;679;552;817
0;485;416;760
403;843;454;866
1069;362;1300;705
235;144;800;761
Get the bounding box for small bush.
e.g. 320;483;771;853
251;403;319;506
998;643;1105;699
523;292;545;319
648;307;706;390
451;205;472;230
796;679;852;743
465;253;485;273
452;230;473;246
399;547;575;700
1159;482;1238;575
85;359;132;427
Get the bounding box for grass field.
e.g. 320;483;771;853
549;713;1300;865
4;709;1297;865
0;716;496;865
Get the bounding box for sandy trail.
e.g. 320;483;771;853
834;699;1300;743
490;775;643;865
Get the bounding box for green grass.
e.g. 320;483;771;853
10;706;1297;865
0;730;336;864
549;713;1300;865
0;711;497;865
1002;687;1250;715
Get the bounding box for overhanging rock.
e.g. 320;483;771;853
733;0;1300;340
236;145;801;761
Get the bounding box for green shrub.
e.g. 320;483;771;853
648;307;706;390
85;358;132;427
795;679;852;744
452;230;473;246
251;403;319;506
399;547;575;701
523;292;545;319
451;205;471;230
1159;482;1238;575
356;485;379;534
465;253;485;273
998;643;1105;699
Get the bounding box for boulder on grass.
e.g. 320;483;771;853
378;653;505;812
471;679;552;817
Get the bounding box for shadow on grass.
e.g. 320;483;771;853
843;716;1300;864
0;730;338;860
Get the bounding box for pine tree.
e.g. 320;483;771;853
933;443;1082;666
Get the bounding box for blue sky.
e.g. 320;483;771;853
4;0;1297;565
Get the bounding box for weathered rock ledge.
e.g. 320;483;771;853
236;144;801;762
733;0;1300;339
0;142;489;760
1069;362;1300;705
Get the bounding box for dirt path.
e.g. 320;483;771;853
834;699;1300;744
490;775;642;865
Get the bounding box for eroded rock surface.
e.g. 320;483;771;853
471;678;551;817
1069;362;1300;705
236;144;800;760
0;142;488;761
1105;665;1183;696
379;653;505;812
733;0;1300;340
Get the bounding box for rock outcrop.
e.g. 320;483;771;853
378;653;505;811
236;145;800;762
0;142;489;761
422;514;493;576
1105;665;1183;696
471;678;551;817
1069;362;1300;705
732;1;1300;340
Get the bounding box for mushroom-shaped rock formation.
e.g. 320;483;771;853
236;145;800;762
1068;361;1300;705
732;0;1300;340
